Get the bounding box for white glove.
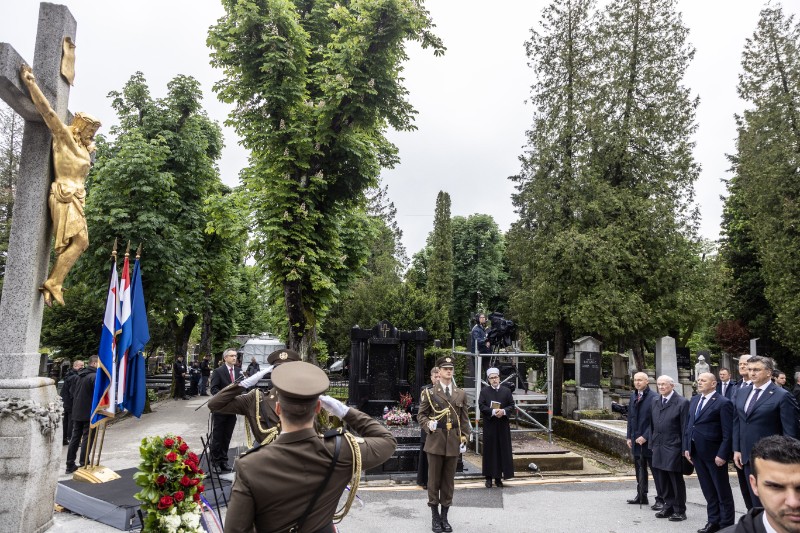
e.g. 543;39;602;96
459;442;467;454
240;366;272;388
319;395;350;419
428;420;438;432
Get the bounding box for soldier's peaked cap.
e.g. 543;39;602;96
436;356;455;369
271;361;329;400
267;348;302;366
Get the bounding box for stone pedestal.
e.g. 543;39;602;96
611;354;628;388
678;369;694;398
0;378;63;533
577;386;604;411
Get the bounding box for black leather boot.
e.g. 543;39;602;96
431;506;443;533
441;506;453;532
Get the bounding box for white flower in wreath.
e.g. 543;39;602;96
181;509;202;529
160;511;181;532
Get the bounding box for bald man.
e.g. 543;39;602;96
626;372;662;507
684;372;735;532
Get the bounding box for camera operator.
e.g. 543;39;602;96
471;313;491;354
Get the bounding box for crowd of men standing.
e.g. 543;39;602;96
626;354;798;533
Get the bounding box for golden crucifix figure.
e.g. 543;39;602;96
20;64;101;307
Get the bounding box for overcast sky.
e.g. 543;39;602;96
2;0;797;257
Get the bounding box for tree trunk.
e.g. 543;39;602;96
632;339;645;372
171;314;197;358
552;319;568;416
198;292;213;357
284;279;310;358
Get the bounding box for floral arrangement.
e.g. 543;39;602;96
399;392;413;411
383;407;412;425
134;434;206;532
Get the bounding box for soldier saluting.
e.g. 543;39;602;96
417;356;471;533
225;361;397;533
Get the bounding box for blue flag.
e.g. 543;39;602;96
122;258;150;417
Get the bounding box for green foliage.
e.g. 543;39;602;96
722;4;800;365
207;0;444;358
426;191;453;338
40;282;104;358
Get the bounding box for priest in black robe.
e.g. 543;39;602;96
479;367;515;487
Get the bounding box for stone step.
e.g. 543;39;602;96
512;452;584;472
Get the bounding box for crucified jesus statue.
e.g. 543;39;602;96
20;64;101;307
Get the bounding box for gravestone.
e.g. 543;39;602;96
348;320;427;416
676;346;691;370
573;336;603;410
655;336;681;396
611;353;628;388
0;4;75;531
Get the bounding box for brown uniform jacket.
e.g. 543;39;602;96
224;407;396;533
417;382;470;457
208;384;279;444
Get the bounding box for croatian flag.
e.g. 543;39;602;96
91;261;119;427
122;257;150;417
116;255;132;409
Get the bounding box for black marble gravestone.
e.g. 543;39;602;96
348;320;428;416
578;351;601;388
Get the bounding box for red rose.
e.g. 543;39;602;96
165;452;178;462
198;468;204;475
190;477;200;486
187;462;198;473
180;475;192;487
193;493;201;502
188;452;199;463
173;491;185;502
156;475;167;486
163;438;175;447
197;484;204;493
178;442;189;454
177;436;183;443
157;495;173;510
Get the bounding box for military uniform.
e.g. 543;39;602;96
225;361;397;533
207;349;301;446
417;356;470;532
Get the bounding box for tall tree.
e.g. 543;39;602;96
451;214;506;342
0;103;23;301
426;191;454;341
80;73;227;356
724;3;800;361
207;0;443;360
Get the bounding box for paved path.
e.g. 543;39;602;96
50;397;749;532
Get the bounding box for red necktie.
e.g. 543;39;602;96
229;367;234;383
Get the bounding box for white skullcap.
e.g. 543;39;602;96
487;367;500;377
698;355;705;361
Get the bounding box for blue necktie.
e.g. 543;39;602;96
695;396;705;417
746;388;762;414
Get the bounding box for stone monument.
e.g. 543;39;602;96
655;336;682;396
573;336;603;410
0;4;76;531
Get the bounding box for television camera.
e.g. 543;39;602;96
486;312;517;352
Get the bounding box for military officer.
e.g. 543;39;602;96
225;361;397;533
417;355;471;533
208;349;302;447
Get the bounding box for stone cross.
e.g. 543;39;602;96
0;4;76;532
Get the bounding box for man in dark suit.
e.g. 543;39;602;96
650;375;690;522
793;371;800;405
733;355;799;508
173;354;188;400
209;348;242;472
65;356;97;474
626;371;662;508
731;354;754;510
684;372;735;533
224;362;397;533
417;366;440;489
716;368;734;400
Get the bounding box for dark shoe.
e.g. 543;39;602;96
655;510;672;519
669;513;687;522
422;485;427;490
217;463;232;472
182;396;190;400
440;506;453;533
431;506;442;533
495;479;503;488
65;464;77;474
698;523;720;533
485;479;492;488
651;502;664;511
627;495;649;505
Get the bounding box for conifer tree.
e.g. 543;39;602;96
427;191;453;340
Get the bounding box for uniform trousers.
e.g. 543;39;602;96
653;467;686;514
427;453;458;507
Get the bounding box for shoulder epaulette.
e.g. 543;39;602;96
241;441;264;457
323;427;344;438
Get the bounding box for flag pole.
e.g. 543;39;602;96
74;241;121;483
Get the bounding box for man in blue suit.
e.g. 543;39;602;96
733;355;799;508
715;368;734;400
684;372;735;533
626;372;662;507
